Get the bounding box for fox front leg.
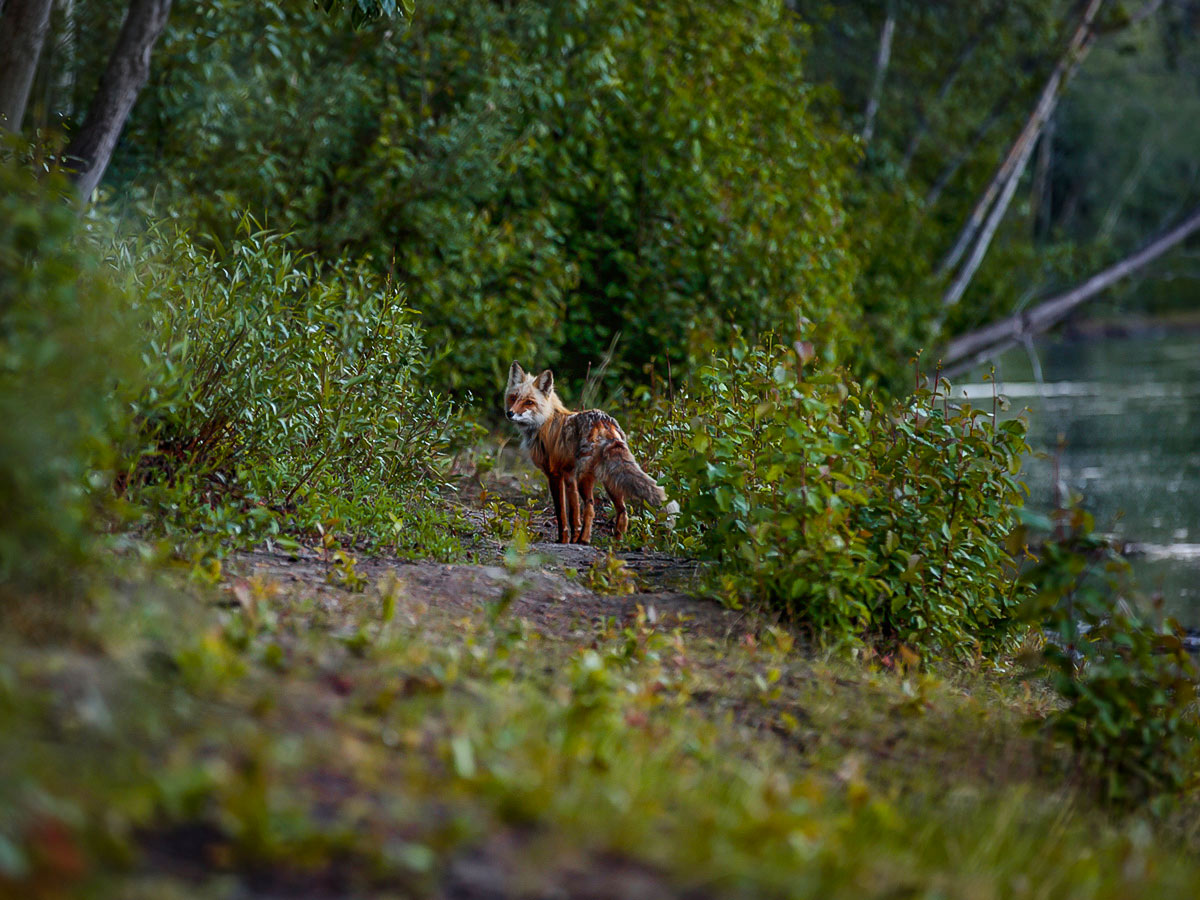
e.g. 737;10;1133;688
548;472;570;543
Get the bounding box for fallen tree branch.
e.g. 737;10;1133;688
939;203;1200;376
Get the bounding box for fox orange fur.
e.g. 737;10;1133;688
504;361;669;543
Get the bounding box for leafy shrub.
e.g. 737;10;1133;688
1022;506;1200;806
120;222;467;554
638;340;1029;657
117;0;858;396
0;152;138;608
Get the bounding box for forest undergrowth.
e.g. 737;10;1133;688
4;449;1200;899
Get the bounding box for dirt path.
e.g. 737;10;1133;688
232;541;746;644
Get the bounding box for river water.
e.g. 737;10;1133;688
958;329;1200;625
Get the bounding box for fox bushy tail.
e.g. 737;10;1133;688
598;452;667;505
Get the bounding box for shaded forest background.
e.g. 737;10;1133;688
5;0;1200;607
9;0;1200;396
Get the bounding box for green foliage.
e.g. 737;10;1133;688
317;0;414;28
121;221;468;555
117;0;858;396
580;553;638;596
7;569;1200;898
1049;14;1200;318
1021;506;1200;806
641;340;1029;656
0;152;138;607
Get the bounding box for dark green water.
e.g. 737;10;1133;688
959;329;1200;624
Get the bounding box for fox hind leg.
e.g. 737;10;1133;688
608;487;629;539
578;475;596;544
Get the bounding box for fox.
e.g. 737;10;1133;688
504;361;674;544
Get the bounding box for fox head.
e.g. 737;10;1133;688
505;362;561;435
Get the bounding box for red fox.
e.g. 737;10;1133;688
504;361;673;543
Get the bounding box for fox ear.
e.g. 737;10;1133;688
507;361;525;388
535;369;554;395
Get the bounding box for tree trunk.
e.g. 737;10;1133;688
62;0;172;199
940;204;1200;375
859;3;895;148
0;0;54;132
936;0;1106;288
940;113;1045;308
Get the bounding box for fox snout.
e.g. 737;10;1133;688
506;409;515;420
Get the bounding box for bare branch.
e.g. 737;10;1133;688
860;3;896;148
940;204;1200;374
936;0;1106;287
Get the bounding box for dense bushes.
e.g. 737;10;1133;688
638;340;1029;657
119;223;466;554
116;0;858;396
1022;507;1200;806
0;156;139;607
1;147;468;599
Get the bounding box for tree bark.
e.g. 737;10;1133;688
859;3;895;148
936;0;1106;289
940;204;1200;375
62;0;172;199
0;0;54;132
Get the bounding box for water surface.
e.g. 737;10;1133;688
960;329;1200;623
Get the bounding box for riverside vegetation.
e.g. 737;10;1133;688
4;0;1200;896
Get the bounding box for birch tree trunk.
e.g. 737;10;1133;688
940;115;1044;308
859;3;895;148
62;0;172;199
936;0;1106;296
0;0;54;131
